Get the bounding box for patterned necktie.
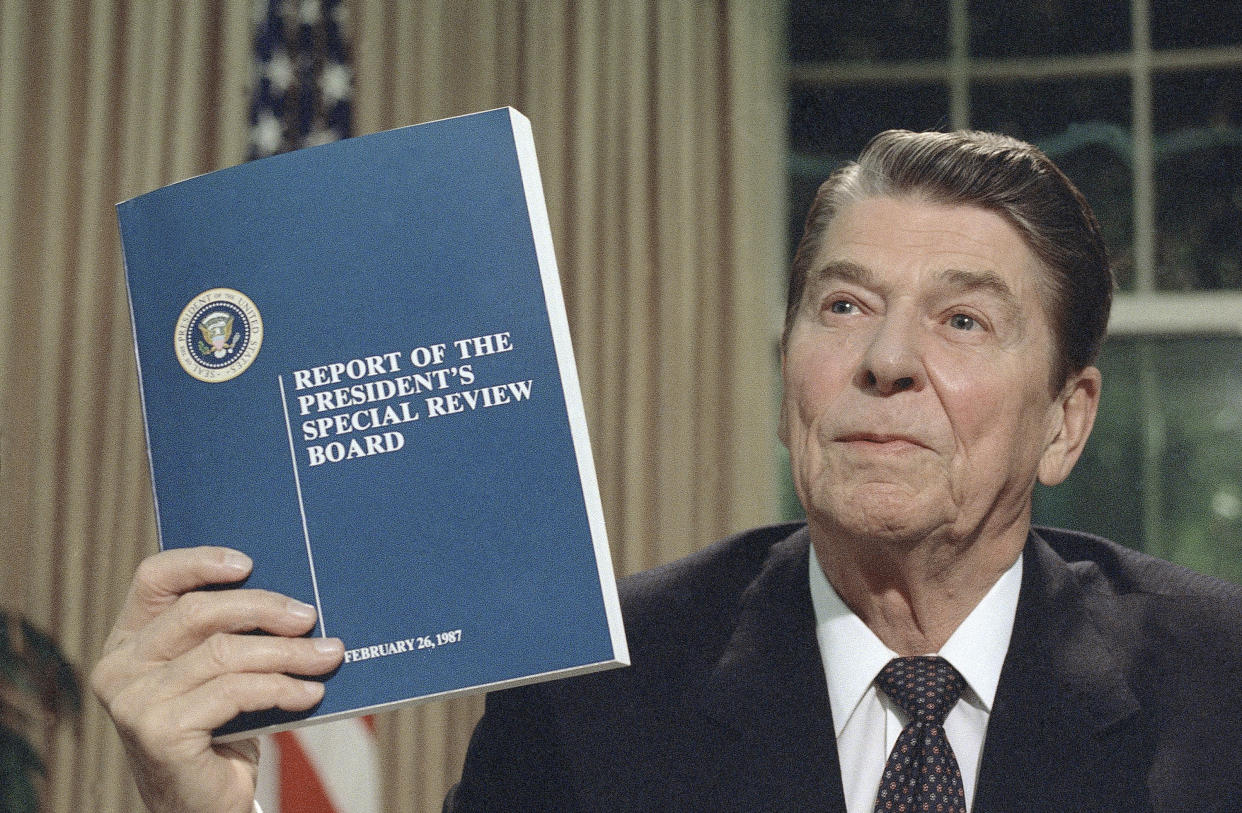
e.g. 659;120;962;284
873;656;968;813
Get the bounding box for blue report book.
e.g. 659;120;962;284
117;107;628;740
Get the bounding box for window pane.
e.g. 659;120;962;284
969;0;1129;57
1153;70;1242;290
972;78;1135;289
789;0;949;63
1153;0;1242;49
788;83;950;260
789;84;951;157
1034;335;1242;584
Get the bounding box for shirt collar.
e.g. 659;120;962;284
810;543;1023;736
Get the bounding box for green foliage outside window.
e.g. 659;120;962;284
1034;337;1242;584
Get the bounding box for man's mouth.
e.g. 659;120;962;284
835;432;928;450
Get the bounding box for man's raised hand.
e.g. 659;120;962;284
91;546;344;813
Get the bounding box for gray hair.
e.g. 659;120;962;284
784;129;1114;390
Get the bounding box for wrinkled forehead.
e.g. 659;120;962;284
807;196;1051;305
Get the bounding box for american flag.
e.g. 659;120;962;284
247;3;375;811
256;717;382;813
249;0;353;159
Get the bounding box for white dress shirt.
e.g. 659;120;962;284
809;544;1022;813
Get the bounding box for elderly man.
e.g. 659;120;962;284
94;130;1242;812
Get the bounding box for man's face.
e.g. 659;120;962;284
780;195;1097;548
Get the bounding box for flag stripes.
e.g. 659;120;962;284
257;717;382;813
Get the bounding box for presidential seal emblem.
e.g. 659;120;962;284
174;288;263;382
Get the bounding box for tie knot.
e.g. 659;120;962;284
875;656;965;725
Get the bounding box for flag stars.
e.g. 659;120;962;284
251;110;284;157
265;48;294;92
319;62;352;104
303;126;340;148
249;0;350;160
299;0;322;25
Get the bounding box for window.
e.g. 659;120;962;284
786;0;1242;582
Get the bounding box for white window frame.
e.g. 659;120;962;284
1110;293;1242;335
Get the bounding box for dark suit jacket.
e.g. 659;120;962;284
447;523;1242;811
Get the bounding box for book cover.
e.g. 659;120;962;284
117;107;628;740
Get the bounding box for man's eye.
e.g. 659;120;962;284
828;300;857;315
948;313;978;331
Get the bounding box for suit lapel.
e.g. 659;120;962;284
974;532;1148;812
689;527;847;812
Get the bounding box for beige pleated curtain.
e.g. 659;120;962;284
0;1;786;810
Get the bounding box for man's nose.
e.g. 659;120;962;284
858;314;924;395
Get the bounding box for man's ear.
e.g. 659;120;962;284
777;348;791;447
1038;365;1102;487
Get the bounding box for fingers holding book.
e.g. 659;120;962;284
91;546;344;813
